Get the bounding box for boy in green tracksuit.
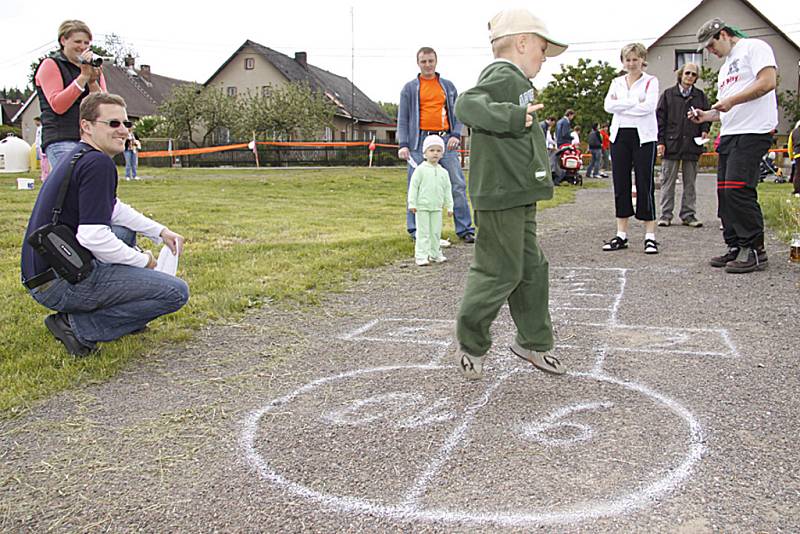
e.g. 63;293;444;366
408;135;454;266
455;8;569;379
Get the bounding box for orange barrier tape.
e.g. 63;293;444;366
139;143;248;158
140;141;788;160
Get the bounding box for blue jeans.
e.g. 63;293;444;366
29;226;189;345
124;150;138;178
587;148;602;177
45;140;81;171
406;136;474;238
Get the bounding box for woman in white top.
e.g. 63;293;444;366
602;43;660;254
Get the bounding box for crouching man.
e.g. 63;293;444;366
21;93;189;356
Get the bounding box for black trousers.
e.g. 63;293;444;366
610;128;656;220
717;134;772;249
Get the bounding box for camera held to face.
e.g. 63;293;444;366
80;56;103;67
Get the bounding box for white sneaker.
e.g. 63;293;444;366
439;239;451;248
415;258;430;266
125;177;131;181
430;255;447;263
458;349;484;380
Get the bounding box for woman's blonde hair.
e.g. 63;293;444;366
620;42;647;62
57;20;92;49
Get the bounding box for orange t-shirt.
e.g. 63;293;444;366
419;76;450;132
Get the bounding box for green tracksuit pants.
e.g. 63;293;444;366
415;210;443;262
456;204;553;357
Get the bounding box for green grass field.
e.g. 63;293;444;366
1;166;597;417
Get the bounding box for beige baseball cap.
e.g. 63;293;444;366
488;8;568;57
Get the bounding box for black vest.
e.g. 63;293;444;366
35;53;88;150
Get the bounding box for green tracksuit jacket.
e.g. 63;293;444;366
455;60;553;210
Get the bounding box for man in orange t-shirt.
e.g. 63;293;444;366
397;47;475;243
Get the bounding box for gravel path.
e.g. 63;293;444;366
2;174;799;533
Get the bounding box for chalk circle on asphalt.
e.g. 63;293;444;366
241;364;705;527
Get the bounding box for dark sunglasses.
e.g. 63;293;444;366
684;72;698;77
93;119;133;129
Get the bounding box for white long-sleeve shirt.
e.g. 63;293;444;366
76;200;165;268
604;73;659;144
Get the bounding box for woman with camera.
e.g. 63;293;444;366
34;20;107;169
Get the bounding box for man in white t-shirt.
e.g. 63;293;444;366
689;17;778;274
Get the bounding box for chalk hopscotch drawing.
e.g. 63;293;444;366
241;267;739;527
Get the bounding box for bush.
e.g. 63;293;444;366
0;125;22;138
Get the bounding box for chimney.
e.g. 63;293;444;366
139;64;151;82
124;55;135;68
294;52;307;70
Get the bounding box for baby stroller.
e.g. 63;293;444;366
759;151;785;183
555;144;583;185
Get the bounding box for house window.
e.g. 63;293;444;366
261;85;271;97
324;127;332;141
244;58;255;70
227;86;237;97
675;50;703;71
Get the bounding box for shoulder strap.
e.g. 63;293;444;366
51;147;92;225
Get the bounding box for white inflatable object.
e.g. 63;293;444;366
0;135;32;173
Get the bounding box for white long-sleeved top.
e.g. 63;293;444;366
604;73;659;145
76;199;165;268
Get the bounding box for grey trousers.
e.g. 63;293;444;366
659;158;698;221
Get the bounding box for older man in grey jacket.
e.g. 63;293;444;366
656;62;710;227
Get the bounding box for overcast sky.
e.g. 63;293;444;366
2;0;798;104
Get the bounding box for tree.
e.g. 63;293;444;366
102;33;137;66
539;58;618;131
778;89;800;129
378;101;398;120
157;83;205;146
698;66;719;104
234;82;335;141
158;84;240;147
0;86;32;100
131;115;165;138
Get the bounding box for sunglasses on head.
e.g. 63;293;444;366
93;119;133;129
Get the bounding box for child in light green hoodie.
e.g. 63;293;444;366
408;135;453;266
454;9;568;379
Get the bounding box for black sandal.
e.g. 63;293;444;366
602;236;628;251
644;238;659;254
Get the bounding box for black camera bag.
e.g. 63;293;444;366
27;148;95;284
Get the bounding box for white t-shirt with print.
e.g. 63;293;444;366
718;38;778;136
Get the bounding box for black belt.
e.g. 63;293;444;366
421;130;450;137
23;269;57;290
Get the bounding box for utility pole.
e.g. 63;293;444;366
351;6;356;140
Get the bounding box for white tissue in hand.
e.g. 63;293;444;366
694;137;710;145
156;245;179;275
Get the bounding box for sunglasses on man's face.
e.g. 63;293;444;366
684;72;698;77
93;119;133;129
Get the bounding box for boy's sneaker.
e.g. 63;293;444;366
458;349;484;380
415;258;430;266
682;217;703;228
510;342;565;375
657;218;671;227
430;255;447;263
439;239;451;248
709;246;739;267
725;247;768;274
